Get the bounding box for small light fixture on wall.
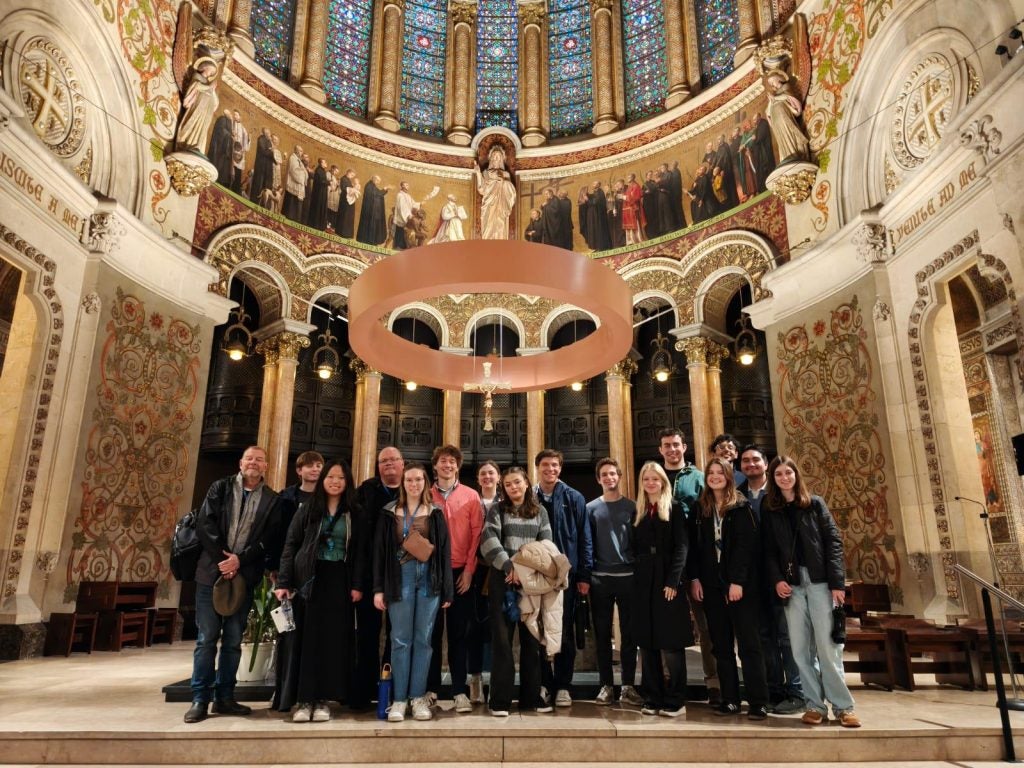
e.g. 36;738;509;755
732;313;759;366
570;380;584;392
312;326;340;380
650;331;676;383
222;305;253;361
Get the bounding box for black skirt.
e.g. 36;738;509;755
272;558;354;710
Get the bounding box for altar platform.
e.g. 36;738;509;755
1;642;1022;766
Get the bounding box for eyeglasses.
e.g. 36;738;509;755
379;457;402;465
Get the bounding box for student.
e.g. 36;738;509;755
467;460;502;704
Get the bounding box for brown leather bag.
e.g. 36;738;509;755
402;527;435;563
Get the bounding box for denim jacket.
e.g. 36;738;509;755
534;480;593;584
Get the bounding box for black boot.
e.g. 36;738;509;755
184;701;208;723
212;699;252;716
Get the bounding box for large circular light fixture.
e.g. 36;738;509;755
348;240;633;392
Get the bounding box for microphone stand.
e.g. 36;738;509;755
956;495;1024;710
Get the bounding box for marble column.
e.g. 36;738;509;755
255;330;312;490
662;0;691;107
351;358;383;485
734;0;761;66
590;0;618;135
525;389;545;485
227;0;255;57
606;358;638;498
443;389;463;448
256;346;279;452
374;0;406;132
681;0;701;93
706;341;728;438
679;337;711;471
298;0;330;103
519;1;547;147
447;1;477;146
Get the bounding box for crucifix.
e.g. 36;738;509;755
463;360;511;432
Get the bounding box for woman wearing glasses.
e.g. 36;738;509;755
274;458;362;723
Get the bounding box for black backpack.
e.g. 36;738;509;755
170;508;201;581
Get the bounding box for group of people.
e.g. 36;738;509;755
184;429;859;729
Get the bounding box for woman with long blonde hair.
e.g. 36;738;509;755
631;461;691;717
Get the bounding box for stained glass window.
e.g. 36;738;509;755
548;0;593;136
622;0;667;122
695;0;739;87
400;0;448;136
476;0;519;133
323;0;373;118
250;0;297;79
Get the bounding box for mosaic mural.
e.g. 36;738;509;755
66;289;201;600
775;295;902;602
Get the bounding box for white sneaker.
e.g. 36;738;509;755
411;696;433;721
425;691;438;706
454;693;473;713
468;674;485;704
312;702;331;722
659;704;686;717
619;685;644;707
540;686;551;707
595;685;614;705
292;703;312;723
490;707;509;717
555;689;572;707
387;701;407;722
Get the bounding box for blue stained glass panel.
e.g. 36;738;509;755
250;0;297;79
548;0;592;137
323;0;373;118
400;0;448;136
475;0;518;133
622;0;666;121
695;0;739;87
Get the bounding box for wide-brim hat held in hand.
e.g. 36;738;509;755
213;574;247;616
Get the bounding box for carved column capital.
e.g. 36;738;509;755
852;222;890;264
518;0;546;27
705;341;729;369
606;358;638;379
590;0;614;14
959;115;1002;163
257;331;311;363
349;356;381;381
676;336;710;366
84;210;126;255
451;0;477;25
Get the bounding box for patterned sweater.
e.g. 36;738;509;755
479;503;553;575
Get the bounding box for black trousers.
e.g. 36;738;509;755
488;568;543;711
590;573;637;687
702;586;769;709
428;565;475;696
351;595;387;708
640;647;686;709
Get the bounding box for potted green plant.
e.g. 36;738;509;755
238;573;278;681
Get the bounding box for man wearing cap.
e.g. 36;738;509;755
185;446;283;723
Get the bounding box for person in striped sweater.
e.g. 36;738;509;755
479;466;553;716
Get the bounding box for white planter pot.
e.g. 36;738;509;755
237;640;275;682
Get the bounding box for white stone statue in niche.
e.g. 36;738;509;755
475;145;517;240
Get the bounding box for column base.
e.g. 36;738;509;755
0;622;46;660
521;128;546;147
374;114;400;132
298;80;327;105
592;117;619;136
446;128;473;146
228;29;255;59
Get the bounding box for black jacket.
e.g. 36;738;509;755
762;494;845;590
372;502;454;604
687;499;760;590
351;478;399;593
195;475;282;589
631;500;693;649
277;500;363;595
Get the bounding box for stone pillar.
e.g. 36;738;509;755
298;0;330;103
519;1;547;147
443;389;463;448
351;358;383;484
706;341;728;438
447;1;477;146
255;328;313;490
681;0;701;93
526;389;545;484
662;0;691;107
227;0;255;57
256;349;279;451
606;359;638;498
590;0;618;135
374;0;406;132
734;0;760;66
679;337;711;471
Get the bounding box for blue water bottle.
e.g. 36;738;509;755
376;663;393;720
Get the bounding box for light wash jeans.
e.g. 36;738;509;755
784;566;855;715
191;582;253;704
388;559;441;702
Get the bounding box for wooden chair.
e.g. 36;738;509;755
874;617;976;691
44;612;98;656
842;618;902;690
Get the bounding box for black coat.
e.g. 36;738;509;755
631;500;693;649
372;503;454;604
277;501;361;595
762;495;845;590
351;478;398;593
687;499;760;592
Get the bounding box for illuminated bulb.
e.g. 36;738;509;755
654;368;669;383
317;364;333;380
738;350;755;366
226;345;245;361
570;381;583;392
405;380;418;391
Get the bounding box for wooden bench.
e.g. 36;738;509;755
955;619;1024;691
842;618;902;690
76;581;158;652
872;617;977;691
43;612;99;656
845;582;891;618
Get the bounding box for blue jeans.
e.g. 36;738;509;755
191;582;253;704
784;567;854;715
388;559;441;702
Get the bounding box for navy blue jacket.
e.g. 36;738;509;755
535;480;593;584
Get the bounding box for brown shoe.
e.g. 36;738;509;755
838;711;861;728
801;710;825;725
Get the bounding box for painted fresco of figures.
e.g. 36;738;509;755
392;182;440;249
282;145;307;222
326;165;341;231
338;170;360;239
356;175;391;246
308;158;330;231
230;110;250;194
208;109;234;186
430;195;468;243
524;208;542;242
250;127;275;203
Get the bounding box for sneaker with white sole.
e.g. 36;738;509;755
619;685;643;707
454;693;473;713
411;696;432;721
292;703;312;723
555;689;572;707
640;704;658;715
312;702;331;722
425;691;438;707
490;707;509;717
659;705;686;717
468;674;485;704
595;685;614;705
387;701;407;722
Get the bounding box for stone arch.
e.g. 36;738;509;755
679;230;777;327
540;306;601;349
227;263;290;326
390;302;451;348
462;308;527;351
694;267;753;335
620;258;687;322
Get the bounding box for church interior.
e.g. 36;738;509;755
1;0;1024;761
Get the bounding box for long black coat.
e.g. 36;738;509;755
687;499;760;592
631;500;692;649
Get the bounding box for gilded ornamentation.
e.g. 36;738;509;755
73;146;93;184
257;331;311;361
0;223;63;600
965;60;980;101
590;0;614;14
852;222;889;264
606;358;638;378
776;295;901;601
18;37;86;157
349;357;380;380
676;336;710;364
450;1;478;25
82;293;102;315
705;340;730;368
959;115;1002;164
192;25;236;61
518;0;546;26
592;9;613;121
753;33;792;76
84;211;127;255
67;288;200;600
165;154;218;196
765;161;817;204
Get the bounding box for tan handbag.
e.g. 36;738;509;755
402;527;435;563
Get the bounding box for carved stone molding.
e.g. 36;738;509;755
81;292;101;314
676;336;710;365
1004;213;1016;235
35;550;58;575
606;358;638;378
872;299;891;322
852;222;889;264
84;211;126;255
256;331;311;363
765;161;817;205
907;552;930;581
450;1;478;25
17;37;86;158
165;152;218;196
518;0;546;26
959;115;1002;164
890;54;954;170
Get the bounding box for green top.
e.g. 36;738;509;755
318;512;348;562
